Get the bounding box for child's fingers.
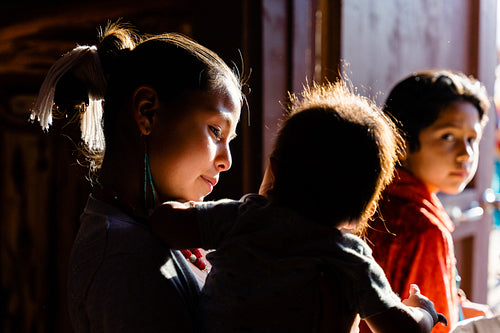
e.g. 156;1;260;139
406;284;446;327
408;284;420;296
436;313;448;326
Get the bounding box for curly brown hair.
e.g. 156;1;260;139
270;79;403;234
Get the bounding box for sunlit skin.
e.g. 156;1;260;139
404;101;483;195
147;90;240;202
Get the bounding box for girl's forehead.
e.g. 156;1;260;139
421;101;482;138
168;88;239;109
169;89;240;121
206;89;241;112
433;101;481;126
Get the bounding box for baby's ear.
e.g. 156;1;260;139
366;201;378;217
259;157;278;197
132;85;160;135
269;156;279;179
399;141;411;164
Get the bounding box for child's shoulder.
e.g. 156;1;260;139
240;193;269;205
337;232;374;258
236;193;271;215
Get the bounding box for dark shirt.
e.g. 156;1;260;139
68;195;200;333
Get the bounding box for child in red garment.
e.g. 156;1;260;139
360;70;492;333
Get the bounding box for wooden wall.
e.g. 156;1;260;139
1;1;498;332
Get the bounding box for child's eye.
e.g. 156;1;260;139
209;126;222;139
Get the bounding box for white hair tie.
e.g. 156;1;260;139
31;45;107;152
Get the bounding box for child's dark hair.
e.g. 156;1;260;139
384;69;490;153
270;80;403;233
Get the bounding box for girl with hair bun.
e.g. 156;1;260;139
31;20;243;332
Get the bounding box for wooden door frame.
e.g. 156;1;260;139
442;0;498;303
259;0;318;174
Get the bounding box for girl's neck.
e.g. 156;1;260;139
400;167;439;195
97;147;150;219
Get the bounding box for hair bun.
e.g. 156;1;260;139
97;20;140;74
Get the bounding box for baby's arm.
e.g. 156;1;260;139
149;201;202;249
365;285;447;333
150;198;240;249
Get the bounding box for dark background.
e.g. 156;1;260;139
0;1;264;332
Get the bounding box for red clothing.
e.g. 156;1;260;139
361;168;459;333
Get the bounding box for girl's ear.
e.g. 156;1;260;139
132;85;160;135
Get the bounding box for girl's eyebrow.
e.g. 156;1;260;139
432;121;480;131
208;108;239;140
222;116;238;141
433;123;462;130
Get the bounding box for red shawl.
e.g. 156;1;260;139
361;168;459;333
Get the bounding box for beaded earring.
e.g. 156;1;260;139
143;145;157;214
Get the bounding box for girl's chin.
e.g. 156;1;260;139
440;185;466;195
193;192;208;202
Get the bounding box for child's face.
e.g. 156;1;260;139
404;100;483;194
148;90;240;202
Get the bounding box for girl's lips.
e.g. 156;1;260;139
201;176;218;191
450;170;468;179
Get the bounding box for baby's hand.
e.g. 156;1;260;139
402;284;448;327
160;200;197;209
148;200;200;249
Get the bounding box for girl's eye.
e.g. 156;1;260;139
467;136;477;144
209;126;222;139
441;133;454;141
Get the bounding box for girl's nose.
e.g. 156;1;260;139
456;140;474;163
216;144;232;172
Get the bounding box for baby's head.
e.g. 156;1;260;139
384;70;490;194
269;80;402;233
